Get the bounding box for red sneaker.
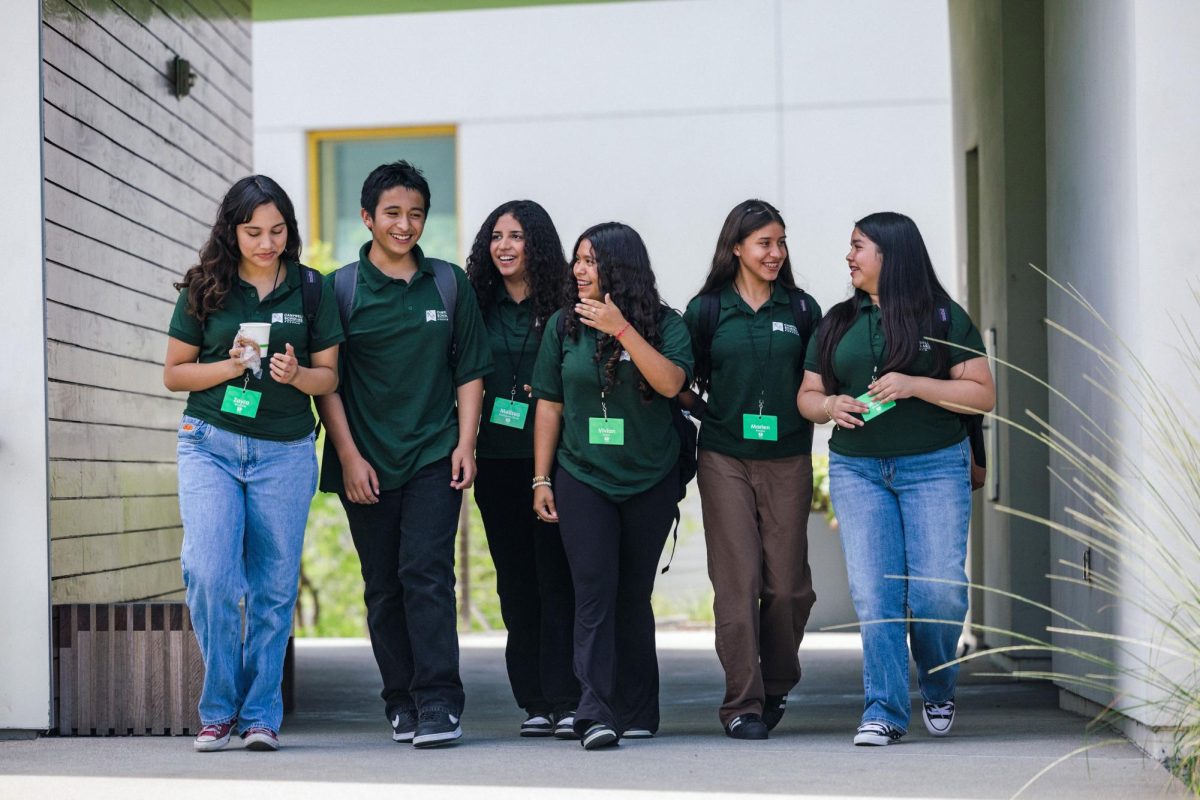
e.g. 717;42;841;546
193;720;236;752
241;726;280;751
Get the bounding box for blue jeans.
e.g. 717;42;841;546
829;439;971;732
177;415;317;733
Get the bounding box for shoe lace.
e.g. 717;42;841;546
199;723;228;736
926;701;954;715
859;721;897;736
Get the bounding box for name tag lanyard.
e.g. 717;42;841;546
497;303;534;404
858;305;897;421
736;285;775;418
228;261;279;400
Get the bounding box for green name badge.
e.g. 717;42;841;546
742;414;779;441
220;385;262;418
588;417;625;445
855;391;896;422
489;398;529;429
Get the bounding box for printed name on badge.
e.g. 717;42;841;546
489;398;529;429
588;417;625;445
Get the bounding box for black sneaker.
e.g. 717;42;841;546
520;712;555;738
761;694;787;731
581;722;618;750
554;711;579;740
922;699;955;737
412;708;462;748
390;708;418;743
853;720;905;746
725;713;769;740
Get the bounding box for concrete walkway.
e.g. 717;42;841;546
0;632;1184;799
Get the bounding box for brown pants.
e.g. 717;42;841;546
698;449;816;725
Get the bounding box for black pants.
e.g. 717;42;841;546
474;457;579;715
340;458;465;718
555;464;678;736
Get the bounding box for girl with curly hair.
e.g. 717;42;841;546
465;200;580;739
530;222;694;750
163;175;343;752
681;199;821;740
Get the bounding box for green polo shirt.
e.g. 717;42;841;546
803;296;985;458
319;243;493;494
684;283;821;460
167;261;344;441
477;285;542;460
531;308;694;503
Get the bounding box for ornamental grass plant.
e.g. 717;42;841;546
929;271;1200;796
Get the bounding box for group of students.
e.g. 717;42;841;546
164;160;995;754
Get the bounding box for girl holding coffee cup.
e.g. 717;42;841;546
163;175;344;752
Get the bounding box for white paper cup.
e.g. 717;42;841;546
238;322;272;357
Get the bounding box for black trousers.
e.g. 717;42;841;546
474;457;579;715
555;464;678;736
340;458;465;718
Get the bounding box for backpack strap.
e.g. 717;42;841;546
693;291;721;391
333;261;358;338
299;265;323;338
428;258;459;364
786;288;815;345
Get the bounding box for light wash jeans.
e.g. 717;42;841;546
829;438;972;732
177;415;317;733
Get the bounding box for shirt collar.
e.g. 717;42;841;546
720;281;791;311
357;241;431;290
234;260;300;298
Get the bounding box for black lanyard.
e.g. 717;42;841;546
867;305;883;382
735;284;776;415
594;331;619;419
496;301;533;401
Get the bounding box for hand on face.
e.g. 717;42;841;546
575;294;628;337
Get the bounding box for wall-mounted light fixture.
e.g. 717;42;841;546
168;56;195;98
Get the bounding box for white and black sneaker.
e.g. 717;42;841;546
412;708;462;748
520;713;555;737
581;722;618;750
390;708;418;743
922;699;955;737
622;728;654;739
554;711;579;740
853;721;905;746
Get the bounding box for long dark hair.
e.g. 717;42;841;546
175;175;301;322
816;211;950;395
696;199;798;296
693;199;798;392
465;200;566;328
563;222;665;402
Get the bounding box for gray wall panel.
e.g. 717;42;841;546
43;0;251;604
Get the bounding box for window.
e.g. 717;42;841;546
307;126;457;266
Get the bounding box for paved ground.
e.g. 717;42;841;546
0;632;1185;800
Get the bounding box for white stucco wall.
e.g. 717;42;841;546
0;2;52;730
1046;0;1200;747
253;0;955;315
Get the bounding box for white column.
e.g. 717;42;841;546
0;3;52;730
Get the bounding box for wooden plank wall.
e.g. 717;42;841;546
42;0;252;603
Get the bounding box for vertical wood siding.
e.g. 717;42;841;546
43;0;252;603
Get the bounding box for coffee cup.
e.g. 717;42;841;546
238;322;272;358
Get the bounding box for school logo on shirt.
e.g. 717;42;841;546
919;341;933;351
772;321;800;336
425;310;449;322
271;313;305;325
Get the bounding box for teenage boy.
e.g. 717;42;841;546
316;160;492;748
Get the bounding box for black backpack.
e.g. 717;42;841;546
932;302;987;491
693;286;816;392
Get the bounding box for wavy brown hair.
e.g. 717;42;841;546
174;175;301;323
563;222;668;403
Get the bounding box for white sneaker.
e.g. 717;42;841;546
853;721;904;746
922;699;955;736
